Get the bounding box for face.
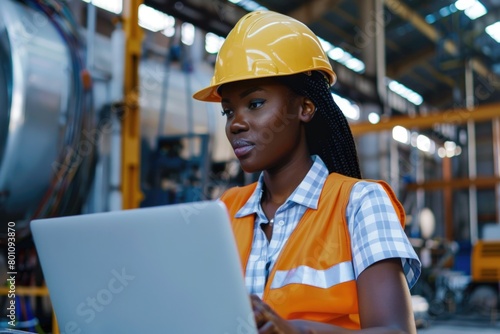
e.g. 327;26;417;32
219;77;315;173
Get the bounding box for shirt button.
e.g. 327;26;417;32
278;220;285;226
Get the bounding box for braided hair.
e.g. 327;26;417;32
278;71;362;179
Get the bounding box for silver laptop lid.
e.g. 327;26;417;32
31;200;257;334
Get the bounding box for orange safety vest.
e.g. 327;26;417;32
220;172;406;329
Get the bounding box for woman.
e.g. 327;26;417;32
193;11;421;334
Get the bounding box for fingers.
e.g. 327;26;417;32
251;295;289;334
251;295;272;328
251;295;274;313
258;321;285;334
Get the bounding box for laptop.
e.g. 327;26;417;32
30;200;258;334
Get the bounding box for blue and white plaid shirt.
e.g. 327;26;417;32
235;155;421;298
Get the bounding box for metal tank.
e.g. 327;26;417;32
0;0;72;220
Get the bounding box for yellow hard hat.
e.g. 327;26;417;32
193;10;336;102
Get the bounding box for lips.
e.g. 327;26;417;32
232;139;255;158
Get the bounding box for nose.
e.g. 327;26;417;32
228;110;249;134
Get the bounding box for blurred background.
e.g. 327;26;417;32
0;0;499;332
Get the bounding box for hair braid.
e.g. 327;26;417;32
279;72;362;178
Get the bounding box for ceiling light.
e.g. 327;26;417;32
333;93;360;120
392;126;410;144
444;141;456;151
455;0;476;10
205;33;225;54
455;0;488;20
368;112;380;124
388;80;424;105
318;37;333;52
163;27;175;38
324;44;365;73
465;2;487;19
416;135;432;152
486;22;500;43
408;92;424;106
181;23;195;46
439;7;451;17
438;147;446;158
425;14;437;24
327;47;345;61
232;0;267;11
138;4;175;32
345;58;365;72
82;0;122;14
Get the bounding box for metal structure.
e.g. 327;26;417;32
0;0;93;222
121;0;144;210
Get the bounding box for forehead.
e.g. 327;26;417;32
219;77;291;98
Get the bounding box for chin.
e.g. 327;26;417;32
239;161;263;175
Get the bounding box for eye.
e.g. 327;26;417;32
249;99;265;110
221;109;233;118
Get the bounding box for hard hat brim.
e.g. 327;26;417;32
192;70;336;103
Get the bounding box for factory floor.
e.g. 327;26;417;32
417;314;499;333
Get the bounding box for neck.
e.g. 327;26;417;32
262;154;313;206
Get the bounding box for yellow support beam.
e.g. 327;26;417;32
122;0;144;209
406;176;500;191
350;102;500;136
0;286;49;296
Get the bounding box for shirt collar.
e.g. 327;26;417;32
235;155;329;218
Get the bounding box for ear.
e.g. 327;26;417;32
298;97;316;123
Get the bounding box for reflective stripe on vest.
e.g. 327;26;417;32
270;261;355;289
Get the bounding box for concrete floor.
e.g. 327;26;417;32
417;315;499;333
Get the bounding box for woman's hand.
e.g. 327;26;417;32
250;290;410;334
251;295;303;334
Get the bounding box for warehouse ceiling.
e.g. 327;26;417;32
143;0;500;113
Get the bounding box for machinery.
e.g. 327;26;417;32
472;237;500;286
468;225;500;317
411;208;500;320
141;133;211;206
0;1;99;331
0;0;96;223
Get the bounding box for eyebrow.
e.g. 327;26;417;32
221;86;264;103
